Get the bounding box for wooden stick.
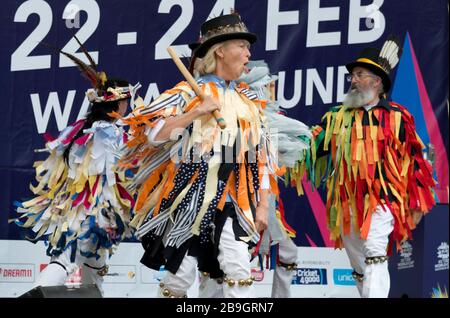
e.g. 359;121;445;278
269;81;276;103
166;47;226;129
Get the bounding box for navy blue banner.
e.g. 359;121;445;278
1;1;448;245
389;204;449;298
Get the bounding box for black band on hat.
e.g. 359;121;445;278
346;47;392;92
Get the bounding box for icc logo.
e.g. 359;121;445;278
437;242;449;260
400;241;413;259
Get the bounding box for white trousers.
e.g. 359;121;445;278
34;245;108;295
342;205;394;298
271;236;298;298
160;217;253;298
198;233;298;298
198;272;224;298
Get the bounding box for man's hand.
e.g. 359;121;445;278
411;209;423;225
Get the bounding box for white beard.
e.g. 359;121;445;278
344;87;376;108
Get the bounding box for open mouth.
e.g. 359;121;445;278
243;62;250;74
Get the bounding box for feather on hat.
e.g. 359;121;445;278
346;35;403;92
42;35;132;103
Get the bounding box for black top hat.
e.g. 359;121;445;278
188;14;257;58
346;36;402;92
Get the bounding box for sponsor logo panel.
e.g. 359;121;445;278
397;241;415;270
333;269;356;286
104;265;137;284
434;242;449;272
0;263;34;283
292;268;327;285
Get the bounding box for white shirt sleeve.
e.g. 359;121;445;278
146;119;169;146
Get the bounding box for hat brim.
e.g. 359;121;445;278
188;42;200;51
191;32;257;58
92;96;130;105
346;61;391;92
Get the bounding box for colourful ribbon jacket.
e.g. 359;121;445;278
12;119;134;259
120;75;282;259
292;98;436;250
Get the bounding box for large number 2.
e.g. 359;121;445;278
154;0;193;60
10;0;99;72
11;0;236;70
155;0;234;60
10;0;52;71
59;0;100;67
